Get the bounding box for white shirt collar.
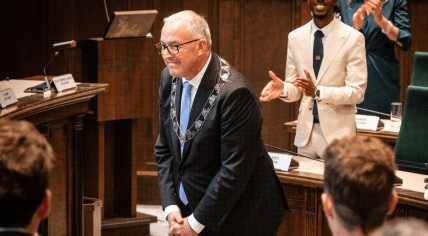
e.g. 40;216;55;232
182;53;212;89
311;17;336;38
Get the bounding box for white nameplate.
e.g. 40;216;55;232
0;88;18;109
52;74;77;92
268;152;293;171
355;114;379;131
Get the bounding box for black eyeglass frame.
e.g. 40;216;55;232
154;39;201;55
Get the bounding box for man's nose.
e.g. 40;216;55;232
162;47;173;59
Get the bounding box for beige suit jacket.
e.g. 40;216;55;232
281;18;367;147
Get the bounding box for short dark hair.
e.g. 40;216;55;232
0;120;54;227
323;136;396;234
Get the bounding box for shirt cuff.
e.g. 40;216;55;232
164;205;181;220
188;214;205;233
280;82;288;98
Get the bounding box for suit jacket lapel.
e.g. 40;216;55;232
182;53;219;159
297;21;317;83
317;22;350;83
171;78;183;161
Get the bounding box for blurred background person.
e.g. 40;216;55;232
0;120;55;236
322;136;397;235
371;217;428;236
337;0;411;118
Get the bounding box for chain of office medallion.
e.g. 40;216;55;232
170;55;230;143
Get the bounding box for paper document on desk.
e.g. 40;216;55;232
0;80;44;99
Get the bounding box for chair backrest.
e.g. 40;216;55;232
410;52;428;87
395;85;428;175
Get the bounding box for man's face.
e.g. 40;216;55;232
307;0;338;20
160;24;200;79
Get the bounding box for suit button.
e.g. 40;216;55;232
179;171;184;176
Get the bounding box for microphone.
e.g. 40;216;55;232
43;51;59;91
103;0;110;22
265;144;323;163
24;51;59;93
357;107;393;118
53;40;77;51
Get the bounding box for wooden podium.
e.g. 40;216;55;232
79;37;157;236
0;78;107;236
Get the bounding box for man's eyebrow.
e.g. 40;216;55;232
160;40;179;45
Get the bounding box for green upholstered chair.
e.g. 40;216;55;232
395;85;428;175
410;52;428;87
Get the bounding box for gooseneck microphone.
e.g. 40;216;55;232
265;143;324;163
357;107;393;118
43;51;59;91
103;0;110;22
53;40;77;51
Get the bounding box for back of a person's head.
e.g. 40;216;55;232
371;217;428;236
323;136;396;235
0;120;54;228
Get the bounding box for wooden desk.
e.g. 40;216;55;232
275;156;428;236
284;120;399;151
1;79;107;236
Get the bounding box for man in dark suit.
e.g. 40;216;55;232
0;120;54;236
155;10;288;236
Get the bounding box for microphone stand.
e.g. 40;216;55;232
42;51;59;91
24;51;59;93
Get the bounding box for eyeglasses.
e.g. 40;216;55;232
154;39;200;55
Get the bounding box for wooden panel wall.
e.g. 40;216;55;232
398;0;428;105
1;0;427;169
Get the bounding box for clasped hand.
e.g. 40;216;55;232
167;212;198;236
353;0;385;30
292;70;317;97
260;69;316;102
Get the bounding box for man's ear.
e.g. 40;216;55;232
388;190;398;215
197;39;208;55
322;193;334;218
37;189;52;219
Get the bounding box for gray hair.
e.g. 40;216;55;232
163;10;212;50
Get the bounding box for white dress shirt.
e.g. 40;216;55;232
164;53;212;234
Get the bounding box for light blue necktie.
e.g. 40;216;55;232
179;81;192;205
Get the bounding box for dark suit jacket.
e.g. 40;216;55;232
0;230;32;236
155;53;288;235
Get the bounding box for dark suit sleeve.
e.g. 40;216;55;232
155;70;179;209
192;83;265;230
